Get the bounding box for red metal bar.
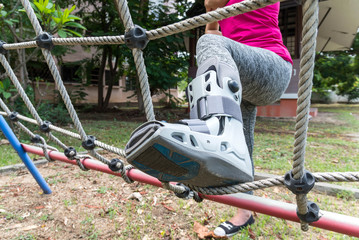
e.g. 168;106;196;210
22;144;359;237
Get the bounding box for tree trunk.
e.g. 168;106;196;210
103;48;119;109
139;0;150;20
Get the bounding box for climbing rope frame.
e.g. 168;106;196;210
0;0;359;236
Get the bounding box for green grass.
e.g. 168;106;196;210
1;104;359;176
0;145;20;166
253;104;359;175
0;120;140;167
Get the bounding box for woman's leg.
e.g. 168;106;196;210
196;34;292;107
197;34;292;235
196;34;292;176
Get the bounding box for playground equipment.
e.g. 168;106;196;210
0;0;359;237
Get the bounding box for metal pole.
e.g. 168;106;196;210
22;144;359;237
0;116;51;194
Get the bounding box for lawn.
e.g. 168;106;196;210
0;104;358;239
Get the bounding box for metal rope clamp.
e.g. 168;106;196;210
31;134;42;144
174;183;194;200
9;112;19;122
39;121;52;133
284;170;321;222
82;135;96;150
64;147;77;160
124;25;149;50
0;41;7;55
297;201;321;223
284;170;315;195
108;158;124;172
36;32;54;51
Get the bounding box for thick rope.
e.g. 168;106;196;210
2;0;282;50
52;36;125;46
147;0;281;40
292;0;319;231
0;98;55;161
36;138;58;162
0;54;70;155
0;111;127;157
2;2;356;233
185;172;359;195
162;182;187;194
19;0;111;165
0;54;43;124
0;98;36;139
115;0;155;121
132;49;155;121
2;41;37;50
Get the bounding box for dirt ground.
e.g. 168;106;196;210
1;161;358;240
0;109;358;239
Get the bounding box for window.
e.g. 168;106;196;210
105;70;120;86
27;61;54;82
125;76;136;91
90;68;100;85
89;68;120;86
279;6;300;58
61;64;82;83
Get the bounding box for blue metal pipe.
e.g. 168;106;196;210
0;115;52;194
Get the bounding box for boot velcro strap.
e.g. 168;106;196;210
179;119;210;134
190;96;242;122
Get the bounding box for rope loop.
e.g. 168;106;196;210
174;183;194;200
74;156;90;171
36;136;58;162
122;165;135;183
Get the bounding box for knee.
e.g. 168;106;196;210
196;34;223;54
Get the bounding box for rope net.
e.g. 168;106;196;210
0;0;358;232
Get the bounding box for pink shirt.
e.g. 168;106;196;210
219;0;293;64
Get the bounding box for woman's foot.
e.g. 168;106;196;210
213;215;255;237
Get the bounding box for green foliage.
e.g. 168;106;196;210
9;85;72;125
29;0;86;37
60;0;192;109
0;0;85;109
0;78;12;100
36;102;72;124
314;34;359;102
0;3;19;26
160;90;186;109
70;86;88;104
125;1;191;94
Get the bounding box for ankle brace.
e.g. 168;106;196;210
125;59;253;187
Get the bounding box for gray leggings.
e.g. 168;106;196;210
196;34;292;173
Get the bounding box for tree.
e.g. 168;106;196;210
314;33;359;102
125;0;191;110
30;0;86;38
59;0;191;111
0;0;85;103
60;0;126;110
